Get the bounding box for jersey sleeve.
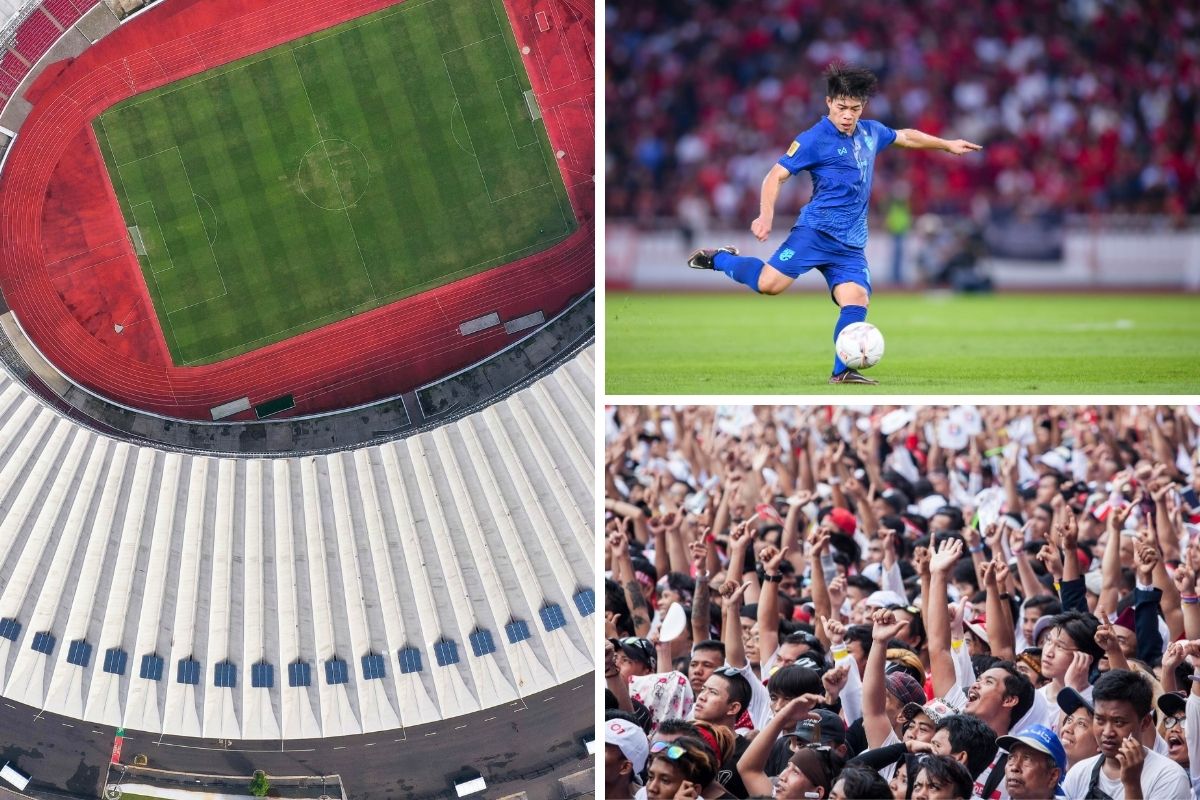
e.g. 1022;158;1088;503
777;130;818;174
870;119;898;151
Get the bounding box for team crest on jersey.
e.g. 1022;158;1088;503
837;146;848;156
786;140;800;157
779;248;795;262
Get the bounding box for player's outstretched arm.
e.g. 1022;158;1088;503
751;164;792;242
895;128;982;155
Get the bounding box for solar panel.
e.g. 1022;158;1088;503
177;658;200;685
361;653;386;680
213;661;237;688
469;629;496;657
30;631;55;655
398;647;422;674
540;604;567;632
252;662;274;688
324;658;349;685
573;588;596;616
434;640;460;667
0;618;20;641
66;639;92;667
103;648;128;676
287;661;311;687
505;620;531;644
140;654;164;681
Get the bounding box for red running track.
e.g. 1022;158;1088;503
0;0;594;420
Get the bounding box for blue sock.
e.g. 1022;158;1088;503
832;304;868;374
714;251;765;293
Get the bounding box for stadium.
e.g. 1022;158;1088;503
0;0;594;797
604;0;1200;394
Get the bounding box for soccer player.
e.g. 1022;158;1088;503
688;64;982;384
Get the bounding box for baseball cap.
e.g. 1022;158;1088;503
605;718;649;774
788;747;833;792
1158;690;1187;718
1030;615;1056;645
610;637;656;671
885;671;927;708
902;699;957;726
827;507;857;535
1083;570;1103;596
998;724;1067;777
965;614;990;645
784;709;847;746
1056;687;1094;718
866;590;909;609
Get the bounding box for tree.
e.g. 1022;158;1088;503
249;770;269;797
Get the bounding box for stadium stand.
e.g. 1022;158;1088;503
12;8;57;62
42;0;88;27
606;0;1199;225
0;345;595;740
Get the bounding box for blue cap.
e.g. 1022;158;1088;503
998;724;1068;777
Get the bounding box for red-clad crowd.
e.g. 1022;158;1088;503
606;1;1200;226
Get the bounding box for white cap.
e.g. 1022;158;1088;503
866;590;909;609
605;718;648;774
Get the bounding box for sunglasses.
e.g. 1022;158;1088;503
651;741;685;759
714;666;742;678
1164;715;1185;730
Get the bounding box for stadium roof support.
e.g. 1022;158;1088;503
0;347;595;739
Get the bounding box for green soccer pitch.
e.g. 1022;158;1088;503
94;0;574;366
605;292;1200;394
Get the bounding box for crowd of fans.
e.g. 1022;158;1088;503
606;0;1200;227
603;405;1200;799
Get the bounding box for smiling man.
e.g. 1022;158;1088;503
1061;669;1189;800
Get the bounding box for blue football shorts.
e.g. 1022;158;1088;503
767;224;872;301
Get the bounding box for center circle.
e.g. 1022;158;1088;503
297;137;370;211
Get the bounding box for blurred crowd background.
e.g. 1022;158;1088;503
605;0;1199;239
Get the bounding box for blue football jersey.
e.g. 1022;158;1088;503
777;116;897;249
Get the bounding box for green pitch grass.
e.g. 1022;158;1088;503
606;292;1200;394
94;0;574;365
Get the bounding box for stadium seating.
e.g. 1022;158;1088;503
12;8;58;62
0;346;595;739
42;0;88;28
606;0;1197;223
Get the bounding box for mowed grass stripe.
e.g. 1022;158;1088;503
91;0;574;365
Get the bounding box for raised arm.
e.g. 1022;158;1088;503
983;559;1017;661
928;538;965;700
609;527;652;637
894;128;983;155
722;580;752;670
738;694;824;799
864;609;910;748
757;545;788;662
690;538;713;645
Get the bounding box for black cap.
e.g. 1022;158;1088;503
610;637;656;670
784;709;847;746
1158;690;1187;718
1056;687;1093;717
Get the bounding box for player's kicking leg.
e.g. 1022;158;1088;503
828;280;877;385
688;248;795;294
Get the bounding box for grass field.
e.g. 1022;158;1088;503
606;292;1200;394
94;0;574;366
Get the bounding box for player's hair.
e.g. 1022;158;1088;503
824;63;879;102
767;664;822;700
710;670;753;717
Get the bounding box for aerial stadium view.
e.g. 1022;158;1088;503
0;0;594;797
604;0;1200;395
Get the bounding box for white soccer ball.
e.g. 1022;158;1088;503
835;322;885;370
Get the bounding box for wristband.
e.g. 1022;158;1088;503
1183;595;1199;605
764;573;783;583
951;638;963;651
968;544;984;554
998;593;1011;601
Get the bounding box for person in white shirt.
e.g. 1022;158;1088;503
1061;669;1190;800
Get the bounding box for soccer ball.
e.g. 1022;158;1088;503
835;322;885;370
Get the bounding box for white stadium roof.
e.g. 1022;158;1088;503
0;346;595;740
